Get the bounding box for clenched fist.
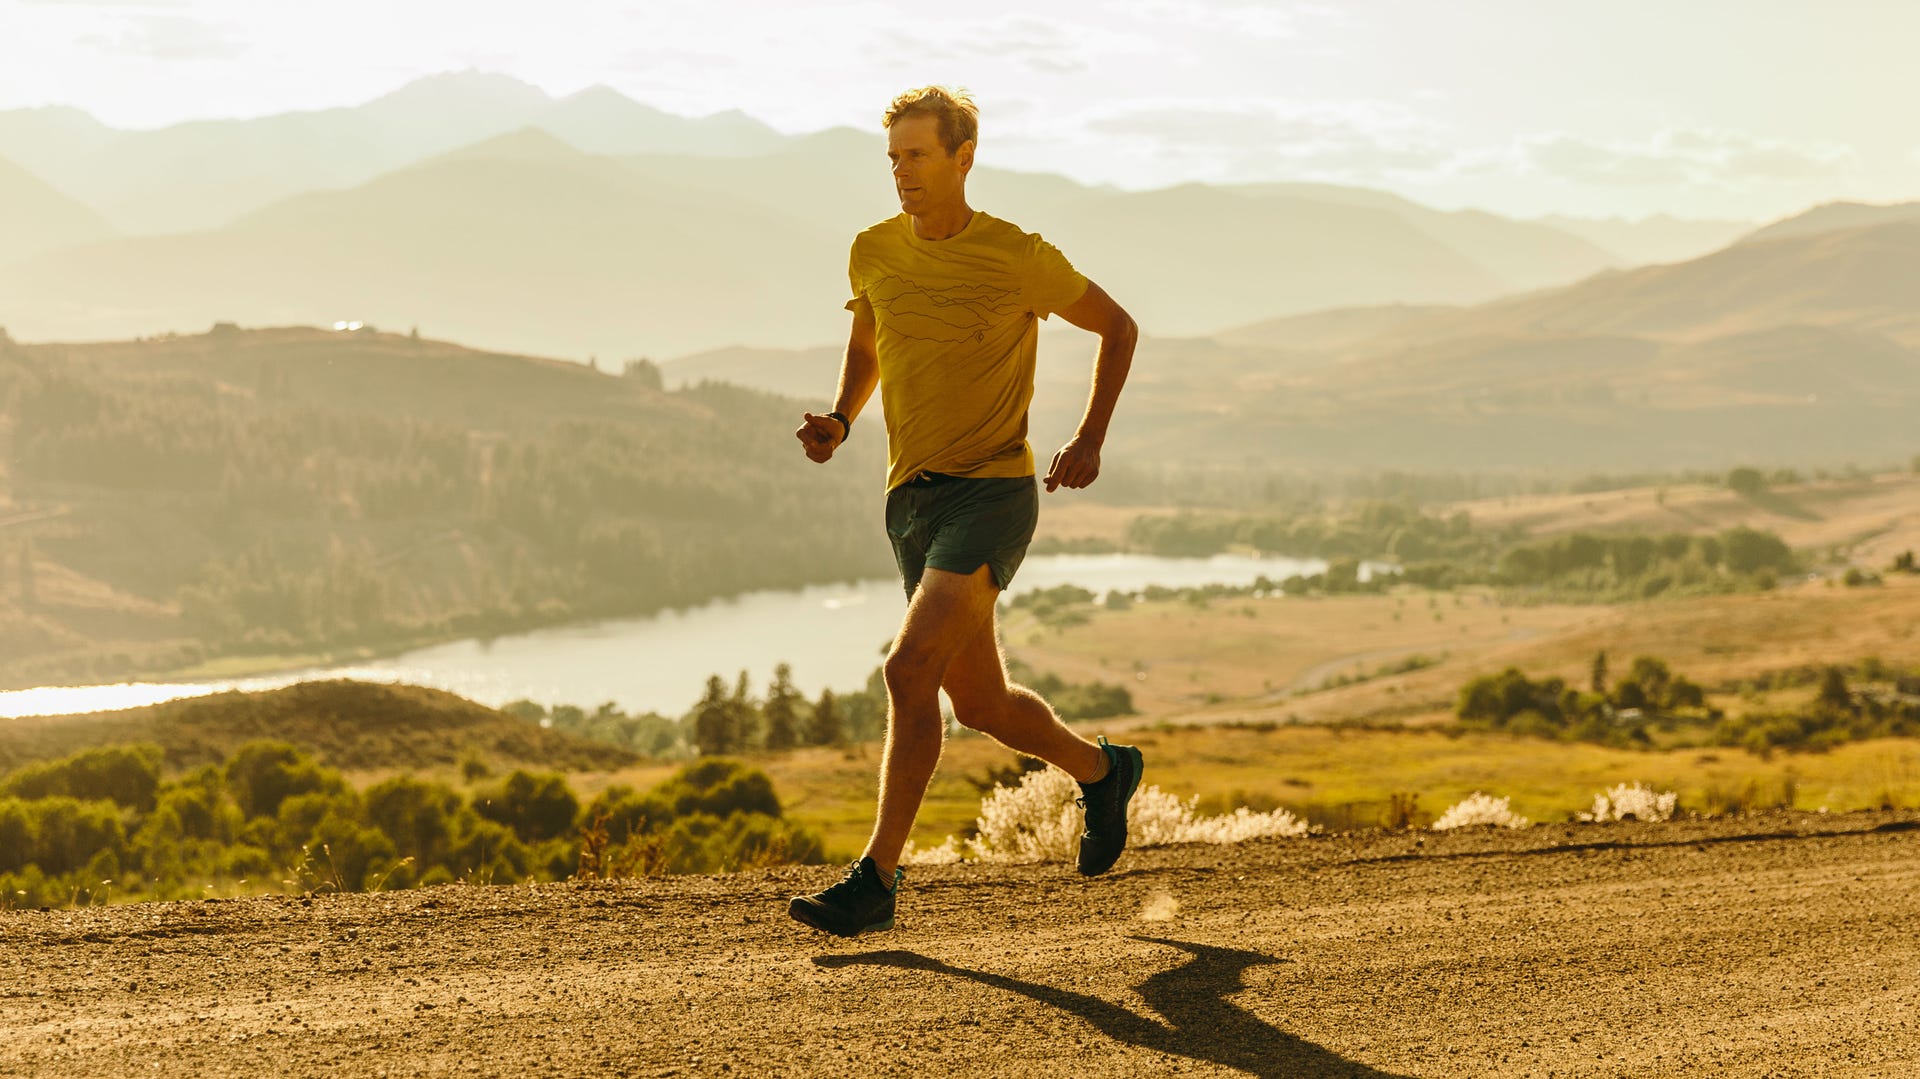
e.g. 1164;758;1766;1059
796;412;847;463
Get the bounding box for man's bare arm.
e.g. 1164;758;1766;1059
1043;280;1137;492
797;297;880;463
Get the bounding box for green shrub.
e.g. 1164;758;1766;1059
2;744;163;813
16;797;127;877
225;741;343;819
474;770;580;843
365;776;462;871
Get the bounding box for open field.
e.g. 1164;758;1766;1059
1009;573;1920;729
1005;590;1600;718
569;729;1920;862
4;810;1915;1078
1447;470;1920;570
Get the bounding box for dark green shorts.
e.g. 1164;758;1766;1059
886;473;1039;598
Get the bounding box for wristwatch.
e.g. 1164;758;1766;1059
826;411;852;441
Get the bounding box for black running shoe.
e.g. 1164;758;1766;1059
788;857;903;937
1077;736;1146;876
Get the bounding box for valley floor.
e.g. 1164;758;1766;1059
4;810;1916;1078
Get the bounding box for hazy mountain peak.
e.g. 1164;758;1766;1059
420;126;591;165
362;70;553;114
0;153;117;263
1739;199;1920;247
0;103;112;131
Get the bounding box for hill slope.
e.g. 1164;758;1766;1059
0;325;891;689
0;679;638;773
0;155;117;265
1;810;1913;1077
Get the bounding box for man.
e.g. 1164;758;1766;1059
787;86;1143;937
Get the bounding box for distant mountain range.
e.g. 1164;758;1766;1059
0;154;117;262
669;217;1920;474
0;71;1777;359
0;72;786;235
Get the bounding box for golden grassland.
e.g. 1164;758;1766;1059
346;569;1920;862
1447;470;1920;568
1007;573;1920;729
1003;589;1602;717
1035;469;1920;566
562;726;1920;862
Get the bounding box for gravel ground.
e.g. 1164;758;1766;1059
3;809;1917;1078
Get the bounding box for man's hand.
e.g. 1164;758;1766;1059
797;412;846;463
1044;436;1101;492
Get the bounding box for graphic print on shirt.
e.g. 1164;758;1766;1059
865;274;1027;344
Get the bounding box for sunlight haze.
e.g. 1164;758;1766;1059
2;0;1915;220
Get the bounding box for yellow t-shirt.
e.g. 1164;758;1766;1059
846;211;1088;491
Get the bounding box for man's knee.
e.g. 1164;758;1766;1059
884;643;941;699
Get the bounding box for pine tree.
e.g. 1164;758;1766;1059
729;670;762;749
763;663;801;751
1590;650;1609;696
692;675;734;755
808;689;845;747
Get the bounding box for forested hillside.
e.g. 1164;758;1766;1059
0;325;890;687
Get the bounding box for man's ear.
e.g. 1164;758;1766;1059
956;140;975;174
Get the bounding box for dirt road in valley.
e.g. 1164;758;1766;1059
3;810;1917;1078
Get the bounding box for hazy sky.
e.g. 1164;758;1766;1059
3;0;1916;221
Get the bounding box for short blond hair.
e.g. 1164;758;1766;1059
883;86;978;156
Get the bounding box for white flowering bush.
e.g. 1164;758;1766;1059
1579;783;1678;823
906;764;1312;866
900;836;964;866
1431;792;1530;831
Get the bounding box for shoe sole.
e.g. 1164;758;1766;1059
787;899;895;937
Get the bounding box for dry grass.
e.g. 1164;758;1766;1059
1005;589;1601;718
729;724;1920;859
1447;470;1920;569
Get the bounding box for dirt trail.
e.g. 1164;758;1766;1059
4;811;1917;1078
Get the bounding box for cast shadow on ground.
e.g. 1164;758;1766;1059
814;936;1410;1078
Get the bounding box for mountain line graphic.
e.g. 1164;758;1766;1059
866;273;1028;344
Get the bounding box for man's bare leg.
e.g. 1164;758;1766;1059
942;613;1108;783
862;565;1000;877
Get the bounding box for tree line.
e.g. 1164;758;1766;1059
506;657;1136;759
1456;652;1920;755
0;739;820;908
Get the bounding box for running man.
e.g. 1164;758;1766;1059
788;86;1144;937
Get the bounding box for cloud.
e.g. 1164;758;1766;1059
1520;128;1857;188
869;15;1149;77
77;13;243;60
1077;98;1458;181
1113;0;1344;40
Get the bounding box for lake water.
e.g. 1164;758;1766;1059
0;553;1333;720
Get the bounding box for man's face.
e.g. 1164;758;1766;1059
887;114;971;216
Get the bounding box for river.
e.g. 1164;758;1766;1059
0;553;1338;720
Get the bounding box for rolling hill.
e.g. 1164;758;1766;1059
668;218;1920;475
1737;199;1920;247
0;324;892;690
0;155;117;265
0;679;637;773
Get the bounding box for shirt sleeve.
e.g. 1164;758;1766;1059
1024;234;1089;320
843;239;865;313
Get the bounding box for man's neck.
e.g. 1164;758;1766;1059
910;201;974;242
